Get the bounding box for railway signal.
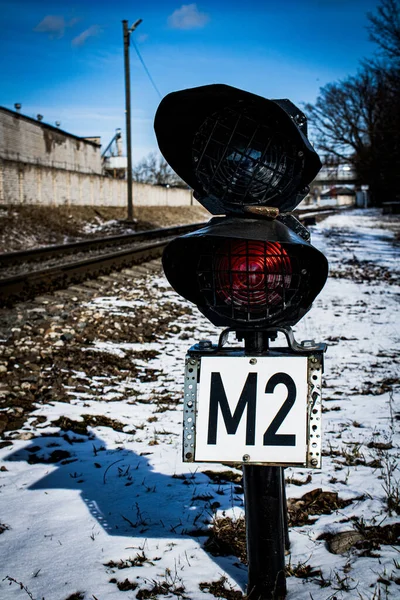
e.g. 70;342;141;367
155;84;328;600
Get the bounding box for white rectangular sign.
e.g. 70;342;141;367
194;356;308;464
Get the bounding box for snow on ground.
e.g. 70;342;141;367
0;209;399;600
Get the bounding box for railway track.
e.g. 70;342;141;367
0;223;206;306
294;205;344;225
0;206;347;306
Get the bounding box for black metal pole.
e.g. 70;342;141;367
122;20;133;222
281;467;290;552
243;331;287;600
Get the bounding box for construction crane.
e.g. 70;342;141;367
102;128;127;178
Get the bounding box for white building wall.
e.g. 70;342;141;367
0;159;195;207
0;108;102;174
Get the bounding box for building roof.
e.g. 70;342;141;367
0;106;101;147
321;185;356;197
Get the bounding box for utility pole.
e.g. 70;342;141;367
122;18;142;221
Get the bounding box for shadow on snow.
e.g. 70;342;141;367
4;431;247;587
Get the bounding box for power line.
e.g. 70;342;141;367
131;39;162;99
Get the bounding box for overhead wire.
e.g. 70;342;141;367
131;39;162;99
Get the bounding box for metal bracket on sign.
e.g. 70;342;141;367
306;354;323;468
183;355;199;462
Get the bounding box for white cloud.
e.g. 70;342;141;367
71;25;102;47
168;4;210;30
33;15;79;39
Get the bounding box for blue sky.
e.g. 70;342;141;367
0;0;381;163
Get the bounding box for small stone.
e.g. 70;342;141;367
47;305;63;314
328;531;364;554
17;432;35;441
61;333;74;342
0;414;8;434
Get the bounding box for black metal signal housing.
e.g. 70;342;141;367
162;216;327;329
155;83;321;214
156;83;328;331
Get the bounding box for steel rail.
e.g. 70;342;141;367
0;223;208;306
0;222;207;267
0;239;171;306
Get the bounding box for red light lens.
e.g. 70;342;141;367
215;241;293;313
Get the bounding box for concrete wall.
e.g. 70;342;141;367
0;107;102;175
0;107;195;207
0;159;194;207
336;195;354;206
300;195;354;208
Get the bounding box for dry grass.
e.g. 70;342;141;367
199;577;244;599
204;489;356;566
288;488;354;527
204;516;247;562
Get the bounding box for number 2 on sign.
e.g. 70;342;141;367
263;373;296;446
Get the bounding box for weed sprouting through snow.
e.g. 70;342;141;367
135;567;187;599
199;576;244;599
377;450;400;515
2;576;38;600
285;555;322;579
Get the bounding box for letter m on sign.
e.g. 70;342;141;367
207;372;257;446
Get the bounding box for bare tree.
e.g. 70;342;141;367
305;0;400;205
304;69;377;165
132;152;186;187
367;0;400;60
305;65;400;204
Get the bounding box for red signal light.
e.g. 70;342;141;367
163;218;328;329
193;236;304;324
215;241;293;313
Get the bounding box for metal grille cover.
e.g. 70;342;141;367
197;239;304;324
162;218;329;329
193;102;304;209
